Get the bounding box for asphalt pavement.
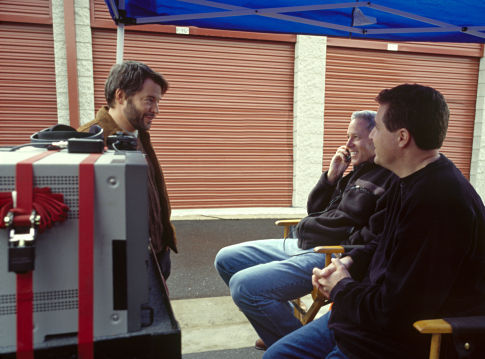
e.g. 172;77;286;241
166;218;290;358
167;218;288;300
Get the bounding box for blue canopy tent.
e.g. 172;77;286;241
104;0;485;62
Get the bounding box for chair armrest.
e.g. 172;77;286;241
414;319;453;359
313;245;364;254
313;246;346;254
275;219;302;227
313;245;365;266
313;246;346;266
275;219;302;239
414;319;453;334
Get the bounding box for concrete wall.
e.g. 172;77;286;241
470;57;485;200
51;0;69;125
292;35;327;208
51;0;94;127
74;0;96;126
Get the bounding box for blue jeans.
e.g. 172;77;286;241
263;312;348;359
214;238;326;346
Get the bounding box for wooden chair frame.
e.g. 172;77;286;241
275;219;345;324
414;319;453;359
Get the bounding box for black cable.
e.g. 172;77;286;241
112;141;121;152
112;141;131;153
282;235;316;257
8;142;53;152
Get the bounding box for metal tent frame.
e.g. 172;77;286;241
104;0;485;62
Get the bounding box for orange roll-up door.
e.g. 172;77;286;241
0;8;57;146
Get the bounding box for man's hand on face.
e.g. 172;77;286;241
327;146;351;184
312;257;352;299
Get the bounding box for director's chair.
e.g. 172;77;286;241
275;219;347;324
414;319;452;359
414;316;485;359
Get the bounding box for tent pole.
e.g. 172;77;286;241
116;23;125;64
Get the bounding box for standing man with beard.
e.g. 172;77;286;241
78;61;177;280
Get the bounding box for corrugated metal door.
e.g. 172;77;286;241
91;29;294;209
324;43;480;178
0;3;57;146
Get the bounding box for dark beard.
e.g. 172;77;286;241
124;98;146;131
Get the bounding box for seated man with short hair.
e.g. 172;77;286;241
214;110;396;349
264;84;485;359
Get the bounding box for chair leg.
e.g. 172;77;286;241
301;293;328;325
294;260;332;325
429;334;441;359
283;226;290;239
291;298;305;323
298;257;332;324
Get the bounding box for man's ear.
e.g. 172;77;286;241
114;88;126;105
397;128;411;148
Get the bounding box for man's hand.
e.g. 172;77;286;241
327;146;351;184
312;257;353;298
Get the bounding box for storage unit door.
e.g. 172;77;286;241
92;29;294;209
324;45;480;178
0;23;57;146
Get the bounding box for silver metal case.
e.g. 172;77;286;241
0;149;150;351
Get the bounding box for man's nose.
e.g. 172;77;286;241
346;137;353;147
152;101;159;114
369;127;375;140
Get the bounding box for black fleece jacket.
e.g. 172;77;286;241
296;161;396;250
329;155;485;359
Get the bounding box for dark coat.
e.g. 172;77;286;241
78;106;177;254
329;155;485;359
296;162;395;250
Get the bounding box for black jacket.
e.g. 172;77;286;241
329;155;485;359
296;161;396;250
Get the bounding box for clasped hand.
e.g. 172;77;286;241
312;256;353;298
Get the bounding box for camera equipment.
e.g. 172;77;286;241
0;149;180;358
107;132;138;151
16;125;105;153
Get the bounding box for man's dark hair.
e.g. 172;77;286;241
105;61;169;108
375;84;449;150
